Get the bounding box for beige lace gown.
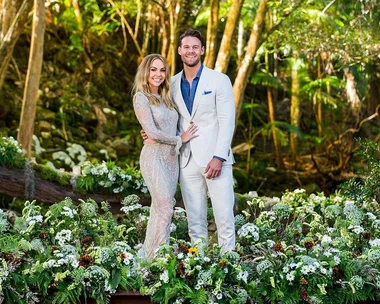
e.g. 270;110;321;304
133;92;182;260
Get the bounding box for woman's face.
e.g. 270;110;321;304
148;58;166;94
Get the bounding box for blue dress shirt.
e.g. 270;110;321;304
180;64;204;114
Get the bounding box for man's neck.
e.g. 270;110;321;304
183;62;202;82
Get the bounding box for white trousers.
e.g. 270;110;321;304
179;155;236;252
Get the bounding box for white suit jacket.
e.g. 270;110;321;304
171;66;235;168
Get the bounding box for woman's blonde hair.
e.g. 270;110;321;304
132;54;177;110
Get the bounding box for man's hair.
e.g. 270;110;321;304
178;29;205;47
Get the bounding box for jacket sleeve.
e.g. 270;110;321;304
133;92;182;152
214;74;235;160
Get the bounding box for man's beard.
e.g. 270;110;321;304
183;58;200;67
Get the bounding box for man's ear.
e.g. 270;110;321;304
178;46;182;55
201;46;205;55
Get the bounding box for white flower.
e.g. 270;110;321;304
369;238;380;248
90;168;98;175
348;225;364;235
216;293;223;300
372;220;380;229
321;235;332;247
43;259;57;269
282;266;290;273
62;206;77;218
237;270;249;283
286;271;295;281
294;188;306;194
309;265;317;273
301;265;309;275
26;215;43;227
170;223;176;233
113;186;124;193
237;223;259;241
367;212;376;220
55;229;72;246
333;256;341;265
160;269;169;283
122;252;134;265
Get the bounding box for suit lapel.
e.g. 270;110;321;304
191;66;210;119
174;72;191;120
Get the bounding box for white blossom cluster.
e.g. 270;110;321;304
369;238;380;248
0;210;9;233
237;223;260;241
26;215;43;227
0;136;24;156
55;229;72;246
61;206;77;218
80;161;148;194
43;244;79;269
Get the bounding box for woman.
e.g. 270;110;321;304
132;54;198;260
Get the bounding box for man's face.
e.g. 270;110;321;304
178;36;204;68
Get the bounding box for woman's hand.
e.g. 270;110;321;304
140;129;157;144
181;123;199;143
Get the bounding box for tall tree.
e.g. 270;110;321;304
265;51;284;169
290;57;302;159
214;0;244;73
233;0;268;120
204;0;219;69
17;0;45;157
0;0;33;89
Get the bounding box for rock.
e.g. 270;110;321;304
41;132;51;139
111;138;130;156
38;121;51;132
38;107;56;121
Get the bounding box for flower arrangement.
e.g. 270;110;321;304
0;188;379;304
1;137;380;303
0;136;26;168
0;137;147;196
76;160;148;195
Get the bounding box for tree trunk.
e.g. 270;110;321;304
237;20;244;63
167;0;183;75
232;0;268;121
160;6;169;58
1;0;21;38
142;3;153;57
266;51;283;169
0;0;33;89
17;0;45;157
0;166;158;214
204;0;219;69
72;0;83;31
290;58;301;159
214;0;244;73
316;55;323;137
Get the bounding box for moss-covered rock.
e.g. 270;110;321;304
111;138;130;156
38;107;56;121
37;121;52;133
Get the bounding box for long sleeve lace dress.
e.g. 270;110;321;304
133;92;182;260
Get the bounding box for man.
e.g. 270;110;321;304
145;29;236;252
